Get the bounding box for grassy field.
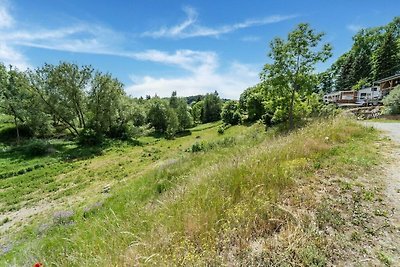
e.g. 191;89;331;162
0;117;387;266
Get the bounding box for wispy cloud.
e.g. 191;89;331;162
241;35;261;42
0;2;260;98
0;1;13;29
127;49;218;73
127;62;259;99
142;6;296;39
347;24;363;33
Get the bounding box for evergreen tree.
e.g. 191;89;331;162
373;29;400;80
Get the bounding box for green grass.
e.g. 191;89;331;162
0;121;256;228
0;117;382;266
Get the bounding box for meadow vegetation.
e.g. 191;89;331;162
0;116;386;266
1;18;399;266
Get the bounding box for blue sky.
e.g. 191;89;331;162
0;0;399;99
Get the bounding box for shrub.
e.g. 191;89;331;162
78;128;104;146
217;126;225;135
24;139;51;157
108;123;135;140
190;142;204;152
383;85;400;115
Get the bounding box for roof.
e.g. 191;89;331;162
374;73;400;84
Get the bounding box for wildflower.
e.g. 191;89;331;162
33;262;43;267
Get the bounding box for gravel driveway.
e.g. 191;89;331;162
363;122;400;143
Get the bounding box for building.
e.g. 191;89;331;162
374;73;400;97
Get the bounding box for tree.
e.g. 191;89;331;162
333;52;356;90
169;91;178;109
239;85;265;122
87;72;125;137
28;63;93;136
202;92;222;123
261;23;332;129
373;29;400;80
0;65;51;142
169;91;193;130
221;100;241;125
191;100;204;124
175;98;193;130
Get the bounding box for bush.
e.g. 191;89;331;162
108;123;135;140
78;128;104;146
24;139;51;157
383;85;400;115
190;142;205;152
217;126;225;135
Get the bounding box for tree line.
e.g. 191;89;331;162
320;17;400;92
0;62;224;145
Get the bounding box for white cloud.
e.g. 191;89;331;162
127;49;218;73
142;7;296;39
0;1;13;29
0;2;30;69
241;35;261;42
0;43;30;69
126;54;260;99
347;24;363;33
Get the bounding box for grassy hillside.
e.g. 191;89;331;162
1;117;383;266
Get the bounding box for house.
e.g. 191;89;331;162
374;73;400;97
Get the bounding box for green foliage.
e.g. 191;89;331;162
221;100;241;125
28;62;93;136
169;92;193;131
147;98;170;132
330;17;400;90
217;125;225;135
373;28;400;80
261;23;332;129
166;107;179;138
87;72;126;136
239;84;266;122
78;128;104;146
0;65;52;140
191;100;204;124
352;78;370;90
23;138;51;157
383;85;400;114
202;91;222;123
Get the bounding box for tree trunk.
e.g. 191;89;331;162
14;116;20;145
288;87;296;130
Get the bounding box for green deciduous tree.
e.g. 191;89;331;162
221;100;241;125
28;63;93;136
261;23;332;129
0;65;52;142
169;91;193;131
191;100;204;124
202;91;222;123
87;72;125;136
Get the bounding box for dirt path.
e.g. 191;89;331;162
365;122;400;225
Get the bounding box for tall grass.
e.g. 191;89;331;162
2;117;378;266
